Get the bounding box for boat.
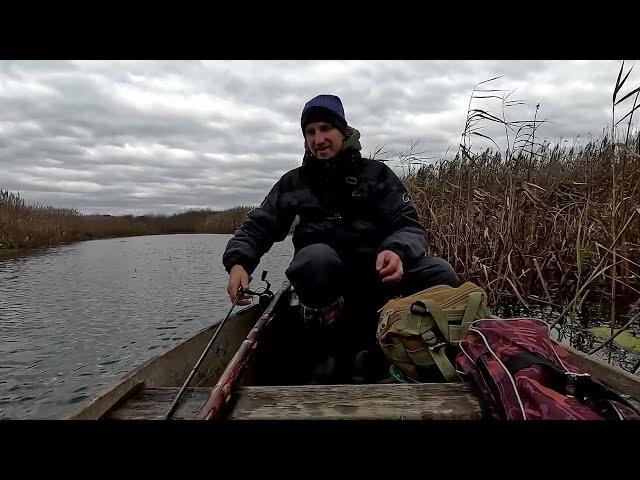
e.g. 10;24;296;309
67;280;640;420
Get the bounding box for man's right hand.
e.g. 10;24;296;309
228;265;252;305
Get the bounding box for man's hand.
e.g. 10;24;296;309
228;265;252;305
376;250;403;284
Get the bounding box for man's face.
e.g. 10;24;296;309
304;121;344;160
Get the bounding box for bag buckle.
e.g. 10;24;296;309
428;342;446;352
410;302;427;315
565;372;590;398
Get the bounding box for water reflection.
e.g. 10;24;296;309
0;234;293;419
495;300;640;374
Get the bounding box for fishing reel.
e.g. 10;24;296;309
239;270;275;310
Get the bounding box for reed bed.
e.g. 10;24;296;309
402;62;640;353
406;134;640;313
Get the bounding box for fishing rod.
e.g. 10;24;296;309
164;271;273;420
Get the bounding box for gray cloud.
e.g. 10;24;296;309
1;60;638;215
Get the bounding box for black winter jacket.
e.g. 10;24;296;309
222;128;428;275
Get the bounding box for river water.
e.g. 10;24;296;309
0;234;293;419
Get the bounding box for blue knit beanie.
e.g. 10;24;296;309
301;94;348;136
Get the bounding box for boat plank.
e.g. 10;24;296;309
105;383;483;420
106;387;213;420
228;383;483;420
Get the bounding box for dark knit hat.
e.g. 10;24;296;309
301;94;348;136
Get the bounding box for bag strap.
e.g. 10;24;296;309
414;300;451;341
503;351;558;374
415;293;488;343
460;292;486;338
399;310;462;382
504;351;640;419
429;343;462;382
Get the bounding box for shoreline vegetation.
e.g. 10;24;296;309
0;189;253;250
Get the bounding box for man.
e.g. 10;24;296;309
223;94;459;383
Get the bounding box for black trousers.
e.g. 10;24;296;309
253;243;460;384
285;242;460;311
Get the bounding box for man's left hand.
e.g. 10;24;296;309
376;250;403;284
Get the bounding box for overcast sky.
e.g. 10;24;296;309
1;60;638;215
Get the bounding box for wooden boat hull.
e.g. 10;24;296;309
69;281;640;420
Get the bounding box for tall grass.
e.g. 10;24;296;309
0;190;251;249
405;133;640;312
402;63;640;355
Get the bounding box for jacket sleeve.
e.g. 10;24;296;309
222;175;295;275
376;164;428;264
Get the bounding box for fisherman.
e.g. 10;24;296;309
222;94;460;383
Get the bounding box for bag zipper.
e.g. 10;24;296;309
386;285;485;318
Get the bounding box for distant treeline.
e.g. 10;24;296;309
0;189;252;249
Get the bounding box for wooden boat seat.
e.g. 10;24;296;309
105;383;484;420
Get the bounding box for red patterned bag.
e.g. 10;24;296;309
456;318;640;420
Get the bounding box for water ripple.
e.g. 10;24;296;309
0;233;293;419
